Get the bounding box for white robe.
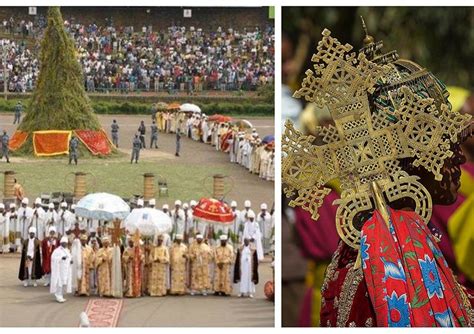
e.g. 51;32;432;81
239;246;255;294
44;209;59;231
0;213;7;251
17;206;34;239
56;209;74;236
171;209;185;236
50;246;72;294
6;211;18;249
30;207;46;240
243;221;264;261
257;211;273;253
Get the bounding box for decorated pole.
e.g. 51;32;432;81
3;170;15;198
213;174;225;200
143;173;155;201
74;172;87;199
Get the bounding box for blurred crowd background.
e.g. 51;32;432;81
281;6;474;327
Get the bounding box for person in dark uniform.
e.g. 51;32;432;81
131;134;141;163
111;119;119;147
13;101;23;124
1;130;10;163
175;129;181;157
69;136;79;165
150;121;159;149
138;120;146;149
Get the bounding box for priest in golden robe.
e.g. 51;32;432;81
76;234;95;296
189;234;213;296
169;234;188;295
148;235;170;296
213;234;234;296
95;236;113;297
123;237;145;298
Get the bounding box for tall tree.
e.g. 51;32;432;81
19;6;101;132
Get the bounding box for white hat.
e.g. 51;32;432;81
183;203;189;209
35;197;42;205
162;204;169;210
252;133;258;138
219;235;228;241
22;198;29;205
244;200;251;207
247;211;256;219
230;201;237;207
60;202;67;208
190;200;197;207
261;203;267;210
48;226;56;233
48;203;54;209
174;200;182;206
175;234;183;240
252;128;257;132
60;236;68;243
149;198;156;205
137;199;144;206
0;203;4;209
196;234;203;239
28;226;36;234
71;204;76;210
9;203;16;209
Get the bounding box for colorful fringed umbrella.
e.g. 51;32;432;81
192;198;234;225
208;114;233;123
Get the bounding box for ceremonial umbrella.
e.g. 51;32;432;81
208;114;233;123
155;102;169;111
234;119;253;129
192;197;234;225
179;103;201;113
75;192;130;221
262;135;275;144
123;208;172;237
167;102;181;111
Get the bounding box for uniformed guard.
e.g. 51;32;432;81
13;101;22;125
69;136;79;165
131;134;141;163
111;119;119;148
138;120;146;149
175;129;181;157
150;121;158;149
1;130;10;163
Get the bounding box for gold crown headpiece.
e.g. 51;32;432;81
282;29;471;249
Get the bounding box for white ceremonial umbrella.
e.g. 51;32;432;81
179;103;201;113
75;192;130;221
123;208;172;237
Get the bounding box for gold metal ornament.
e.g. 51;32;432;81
282;29;472;249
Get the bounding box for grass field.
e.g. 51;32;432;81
2;157;232;206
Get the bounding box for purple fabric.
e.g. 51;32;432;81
298;287;314;327
294;191;340;261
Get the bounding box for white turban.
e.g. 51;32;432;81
190;200;197;207
149;198;156;205
48;226;56;233
71;204;76;210
196;234;203;239
183;203;189;209
162;204;169;210
22;198;29;205
137;198;144;206
9;203;16;209
60;202;67;208
260;203;268;210
175;234;183;240
230;201;237;207
174;200;182;206
28;226;36;234
0;203;4;209
219;235;228;241
247;211;256;219
48;203;54;209
244;200;251;208
60;236;68;243
35;197;42;205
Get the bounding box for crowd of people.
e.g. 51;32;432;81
1;14;275;94
151;110;275;181
0;196;274;302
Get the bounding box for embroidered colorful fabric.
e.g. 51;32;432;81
32;130;72;156
361;209;470;327
75;129;112;156
8;130;29;151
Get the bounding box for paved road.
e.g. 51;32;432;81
0;253;274;327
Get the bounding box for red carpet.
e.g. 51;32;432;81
84;299;123;327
